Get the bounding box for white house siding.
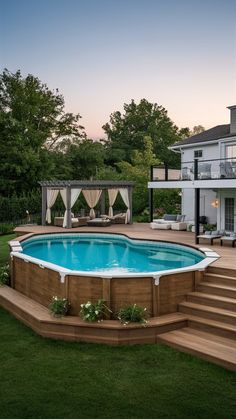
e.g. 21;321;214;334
181;143;219;164
217;189;236;232
182;188;217;223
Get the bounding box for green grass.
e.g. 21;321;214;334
0;234;16;266
0;308;235;419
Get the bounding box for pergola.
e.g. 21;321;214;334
39;180;134;228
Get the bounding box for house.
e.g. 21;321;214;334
148;105;236;240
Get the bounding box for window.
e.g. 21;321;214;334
226;144;236;159
194;150;203;159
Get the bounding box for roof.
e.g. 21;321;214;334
172;124;234;148
39;180;135;189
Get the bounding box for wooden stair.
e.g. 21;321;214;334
158;267;236;371
157;328;236;372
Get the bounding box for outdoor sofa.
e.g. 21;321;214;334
54;216;89;227
150;214;187;230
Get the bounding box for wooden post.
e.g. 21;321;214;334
100;190;105;215
194;270;203;290
128;187;133;224
66;186;72;228
102;278;111;319
195;188;200;244
152;279;160;317
149;166;154;222
42;186;47;226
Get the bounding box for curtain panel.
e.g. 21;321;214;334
107;189;118;217
46;189;59;224
82;189;102;219
60;188;82;227
119;188;130;224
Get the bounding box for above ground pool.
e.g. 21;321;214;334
20;233;205;274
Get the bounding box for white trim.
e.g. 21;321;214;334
171;135;236;151
148;179;236;189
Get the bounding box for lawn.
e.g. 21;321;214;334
0;308;235;419
0;233;16;266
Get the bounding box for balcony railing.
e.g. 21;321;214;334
151;157;236;182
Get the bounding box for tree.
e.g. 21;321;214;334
66;139;106;180
103;99;181;167
0;69;85;195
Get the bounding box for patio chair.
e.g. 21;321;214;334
220;233;236;247
198;163;211;179
197;230;224;245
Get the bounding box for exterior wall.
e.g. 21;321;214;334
181;143;219;163
182;188;217;224
217;189;236;232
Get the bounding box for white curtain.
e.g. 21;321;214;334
108;189;118;217
46;189;59;224
82;189;102;219
60;188;81;227
119;188;130;224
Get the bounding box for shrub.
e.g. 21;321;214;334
49;296;70;317
117;304;148;325
80;299;111;322
0;264;10;286
0;223;16;235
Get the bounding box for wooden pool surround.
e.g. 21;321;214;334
6;230;214;345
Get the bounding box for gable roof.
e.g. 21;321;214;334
172;124;234;148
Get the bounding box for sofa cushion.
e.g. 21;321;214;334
164;214;177;221
176;214;185;222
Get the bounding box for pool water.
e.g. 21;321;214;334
21;234;204;274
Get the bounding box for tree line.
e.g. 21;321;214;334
0;69;204;220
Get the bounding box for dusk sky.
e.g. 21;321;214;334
1;0;236;138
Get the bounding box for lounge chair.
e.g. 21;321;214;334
220;233;236;247
197;230;224;245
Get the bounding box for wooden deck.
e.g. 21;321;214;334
14;222;236;270
6;222;236;370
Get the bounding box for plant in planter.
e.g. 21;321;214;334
49;296;70;317
0;264;10;286
117;304;148;325
80;299;112;322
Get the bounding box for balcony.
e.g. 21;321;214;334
149;158;236;190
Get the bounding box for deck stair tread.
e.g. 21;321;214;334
197;282;236;298
204;272;236;282
198;282;236;292
179;301;236;322
157;327;236;371
187;292;236;305
187;315;236;334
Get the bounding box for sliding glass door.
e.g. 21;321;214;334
225;198;235;231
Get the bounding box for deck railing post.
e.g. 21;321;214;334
149;166;154;222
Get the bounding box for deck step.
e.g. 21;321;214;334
203;273;236;287
157;327;236;371
207;266;236;278
179;301;236;325
187;315;236;340
187;292;236;312
197;282;236;299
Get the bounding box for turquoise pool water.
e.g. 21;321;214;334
21;234;204;274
